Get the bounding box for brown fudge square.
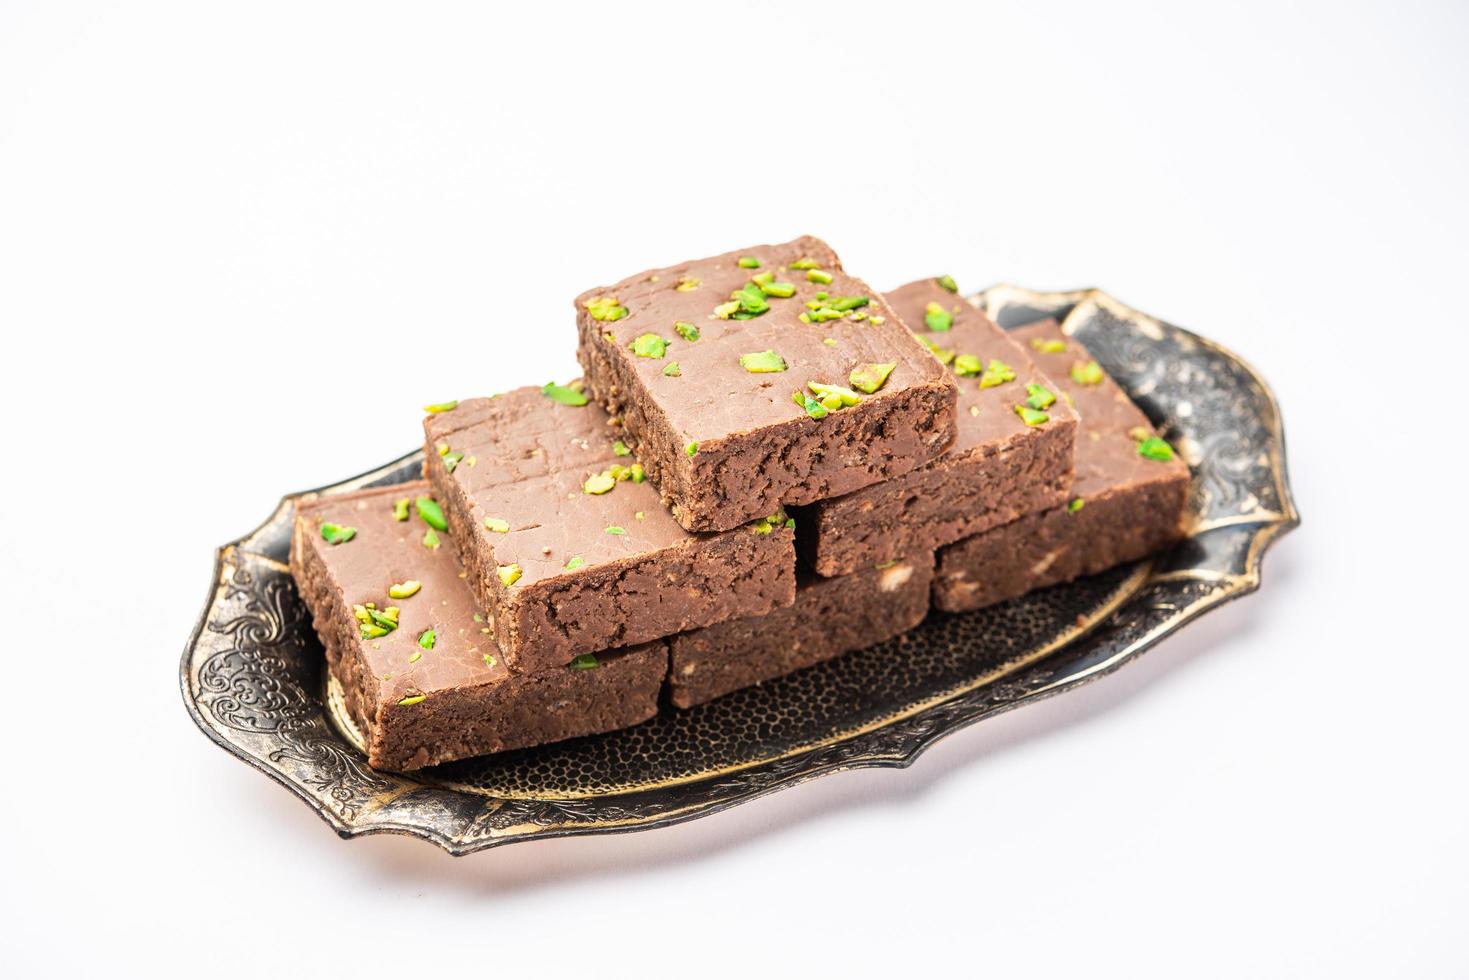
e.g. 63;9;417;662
423;386;796;673
795;277;1078;576
289;481;667;771
574;236;958;532
933;319;1191;612
667;553;934;708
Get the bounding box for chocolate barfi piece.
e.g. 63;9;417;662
289;482;666;771
423;386;796;672
933;319;1190;611
667;553;934;708
575;236;958;532
795;277;1079;576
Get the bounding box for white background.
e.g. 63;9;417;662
2;1;1465;977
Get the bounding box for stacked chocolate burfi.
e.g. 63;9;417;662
289;237;1190;770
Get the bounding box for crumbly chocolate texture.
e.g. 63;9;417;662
933;320;1190;612
289;481;666;771
794;278;1078;576
667;553;934;708
424;387;796;672
574;236;958;533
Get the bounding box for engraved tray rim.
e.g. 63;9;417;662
180;286;1299;855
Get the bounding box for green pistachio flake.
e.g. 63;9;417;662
583;472;617;495
320;523;356;545
415;496;447;531
1137;436;1176;461
605;525;627;535
484;517;510;533
740;349;787;373
630;332;667;358
423;400;459;413
674;320;700;342
422;528;440;549
483;654;497;668
497;564;522;587
922;337;956;365
675;275;701;292
388;580;421;600
1068;498;1086;513
1025;383;1057;410
1031;337;1067;354
979;359;1016;388
564;555;585;571
391;497;410;522
570;653;600;670
584;295;628;321
829;295;869;312
713;299;741;319
953;353;982;377
936;274;958;293
629;463;646;482
442;450;464;473
398;695;426;706
925;302;954;332
612;440;632;457
418;629;436;649
737;256;761;268
793;389;829;419
732;282;770;317
408;651;421;664
663;361;681;377
437;442;450;456
790;257;820;270
751;271;774;287
1014;405;1050;426
1071;360;1105;385
806;381;861;407
849;362;896;394
763;280;796;298
806;269;833;285
541;381;589;406
472;613;483;623
686;440;699;456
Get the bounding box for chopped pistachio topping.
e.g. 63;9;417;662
978;359;1016;388
423;400;459;413
472;613;483;623
630;332;667;358
740;349;787;373
924;302;953;332
408;651;421;664
612;440;632;457
1071;360;1105;385
790;257;820;270
675;275;701;292
415;496;447;531
807;380;862;410
1025;383;1057;410
570;653;600;670
953;353;982;377
483;654;496;668
388;580;421;600
922;336;956;365
484;517;510;533
1031;337;1067;354
320;523;356;545
762;280;796;298
541;381;589;406
442;450;464;473
1014;405;1050;426
391;497;410;522
1127;426;1151;442
497;564;522;587
1068;498;1086;513
418;629;436;650
730;282;770;318
849;361;896;394
609;463;629;481
605;525;627;535
663;361;681;377
823;337;838;347
806;269;833;285
564;555;585;571
422;528;440;549
793;389;828;419
737;256;761;268
635;511;646;520
398;695;426;706
828;295;869;312
583;472;617;495
629;462;646;482
713;299;740;319
584;295;628;321
686;440;699;456
674;320;700;342
1137;436;1175;461
936;274;958;293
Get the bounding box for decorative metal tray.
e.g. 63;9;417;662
180;287;1297;855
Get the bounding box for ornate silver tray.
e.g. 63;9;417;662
180;287;1297;855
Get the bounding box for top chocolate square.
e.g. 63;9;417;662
575;236;958;532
